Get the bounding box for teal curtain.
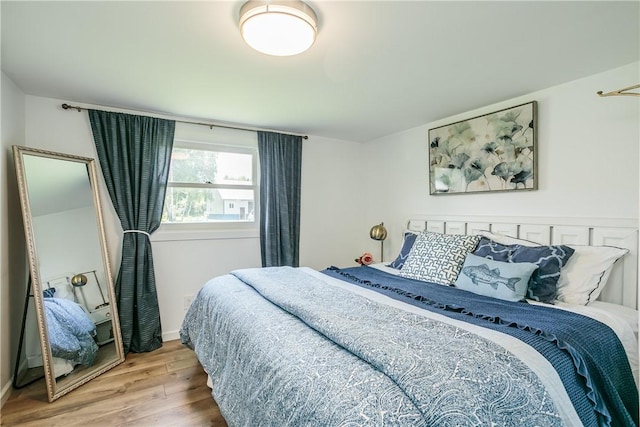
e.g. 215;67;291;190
257;131;302;267
88;110;175;353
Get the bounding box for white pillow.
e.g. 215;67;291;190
54;283;76;301
555;245;628;305
478;230;537;247
478;230;629;305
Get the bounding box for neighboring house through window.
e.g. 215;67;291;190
160;127;258;235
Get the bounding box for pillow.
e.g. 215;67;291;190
53;283;75;301
478;230;537;247
473;237;575;303
455;253;538;302
400;231;480;286
555;245;628;305
479;230;629;306
388;231;418;269
43;287;56;298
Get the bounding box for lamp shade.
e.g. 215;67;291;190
239;0;318;56
369;223;387;241
71;274;88;287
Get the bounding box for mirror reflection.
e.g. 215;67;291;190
13;146;124;402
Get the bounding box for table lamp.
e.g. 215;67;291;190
369;222;388;262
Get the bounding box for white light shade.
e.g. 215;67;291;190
239;1;318;56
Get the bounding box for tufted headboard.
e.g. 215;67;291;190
406;215;638;310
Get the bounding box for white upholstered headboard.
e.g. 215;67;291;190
406;215;638;310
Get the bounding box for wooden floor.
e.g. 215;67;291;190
1;340;227;426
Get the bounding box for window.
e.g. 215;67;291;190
162;141;258;226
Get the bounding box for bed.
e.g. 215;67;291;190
180;216;639;426
42;275;99;377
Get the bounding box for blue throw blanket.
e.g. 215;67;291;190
322;266;638;427
44;297;98;366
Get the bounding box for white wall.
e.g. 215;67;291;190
299;135;369;269
1;72;27;405
365;62;640;261
14;95;367;343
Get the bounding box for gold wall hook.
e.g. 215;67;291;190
597;84;640;97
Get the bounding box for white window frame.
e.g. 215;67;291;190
154;138;259;242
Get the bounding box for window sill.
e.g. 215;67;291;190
151;226;259;242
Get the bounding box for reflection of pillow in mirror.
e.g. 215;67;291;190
43;287;56;298
54;284;75;301
455;254;538;302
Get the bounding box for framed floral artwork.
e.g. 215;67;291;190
429;101;537;195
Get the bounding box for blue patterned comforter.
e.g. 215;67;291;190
44;297;98;366
180;266;638;427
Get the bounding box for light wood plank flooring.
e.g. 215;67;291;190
1;340;227;426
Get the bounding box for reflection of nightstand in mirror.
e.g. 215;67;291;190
89;306;114;346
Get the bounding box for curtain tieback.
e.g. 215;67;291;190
123;229;151;238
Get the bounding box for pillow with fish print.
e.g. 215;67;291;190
455;253;538;302
473;237;575;303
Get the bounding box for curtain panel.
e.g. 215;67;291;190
88;110;175;353
257;131;303;267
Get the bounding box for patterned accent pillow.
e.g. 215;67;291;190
473;237;575;303
399;231;480;285
455;253;538;302
43;287;56;298
388;231;418;269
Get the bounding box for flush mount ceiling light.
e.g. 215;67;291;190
239;0;318;56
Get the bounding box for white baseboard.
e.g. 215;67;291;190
162;330;180;342
1;378;12;407
27;355;43;368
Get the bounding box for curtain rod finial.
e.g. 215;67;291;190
61;103;82;112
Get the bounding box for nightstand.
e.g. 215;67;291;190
90;306;115;346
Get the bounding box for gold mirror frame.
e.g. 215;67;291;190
12;145;124;402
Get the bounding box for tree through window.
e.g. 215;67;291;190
162;144;257;224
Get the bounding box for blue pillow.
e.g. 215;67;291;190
455;253;538;302
388;232;418;269
473;237;575;303
43;287;56;298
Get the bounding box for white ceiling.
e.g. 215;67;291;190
2;1;639;142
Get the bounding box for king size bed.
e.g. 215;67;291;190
180;217;639;426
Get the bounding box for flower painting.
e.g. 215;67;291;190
429;101;537;195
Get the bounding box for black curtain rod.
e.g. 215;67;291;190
61;103;309;140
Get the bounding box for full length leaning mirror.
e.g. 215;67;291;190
12;145;124;402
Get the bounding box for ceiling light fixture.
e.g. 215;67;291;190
239;0;318;56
